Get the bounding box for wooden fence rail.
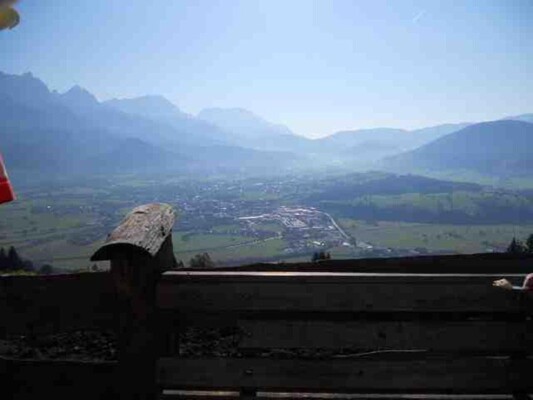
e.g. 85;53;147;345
1;203;533;400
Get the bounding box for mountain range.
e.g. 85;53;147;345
384;120;533;177
0;71;532;178
0;72;305;175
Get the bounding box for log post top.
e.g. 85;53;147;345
91;203;176;400
91;203;176;261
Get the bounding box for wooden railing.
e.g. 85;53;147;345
1;203;533;400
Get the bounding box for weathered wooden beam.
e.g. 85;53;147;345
91;203;176;262
239;320;533;354
158;357;533;393
220;253;533;274
91;203;177;400
157;272;532;314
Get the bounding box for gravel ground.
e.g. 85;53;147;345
0;330;117;361
0;327;413;361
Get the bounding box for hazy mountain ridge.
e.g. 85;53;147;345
503;113;533;124
384;120;533;177
317;123;470;154
1;71;532;177
198;107;296;138
0;71;302;175
196;107;318;152
104;96;234;146
195;111;468;158
0;71;54;109
105;95;189;120
54;85;199;146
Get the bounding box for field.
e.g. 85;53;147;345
339;219;533;254
0;181;292;269
174;237;288;266
0;196;109;270
173;231;254;252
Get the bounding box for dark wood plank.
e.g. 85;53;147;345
1;356;116;400
158;273;533;314
255;395;518;399
215;257;533;275
0;272;116;336
91;203;176;261
161;394;517;400
158;357;533;393
161;392;238;399
219;253;533;274
239;320;533;353
161;271;530;281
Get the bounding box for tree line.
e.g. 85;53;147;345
312;251;331;262
507;234;533;254
0;246;54;274
171;253;215;269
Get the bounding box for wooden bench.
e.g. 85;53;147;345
156;271;533;399
90;204;533;399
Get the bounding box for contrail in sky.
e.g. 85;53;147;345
412;10;426;23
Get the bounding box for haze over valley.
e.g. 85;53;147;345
1;70;533;270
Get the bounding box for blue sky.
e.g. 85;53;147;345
1;0;532;138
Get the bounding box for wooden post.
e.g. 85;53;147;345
511;292;533;400
91;203;176;400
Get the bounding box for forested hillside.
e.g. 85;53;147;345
385;120;533;177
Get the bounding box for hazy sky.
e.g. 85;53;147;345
1;0;533;138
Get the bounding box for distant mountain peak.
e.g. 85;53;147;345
0;70;52;106
103;95;188;121
60;85;99;109
106;94;181;113
136;94;176;104
197;107;296;139
64;84;97;99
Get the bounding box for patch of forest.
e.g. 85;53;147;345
304;174;533;224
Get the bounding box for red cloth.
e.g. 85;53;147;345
0;153;15;204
